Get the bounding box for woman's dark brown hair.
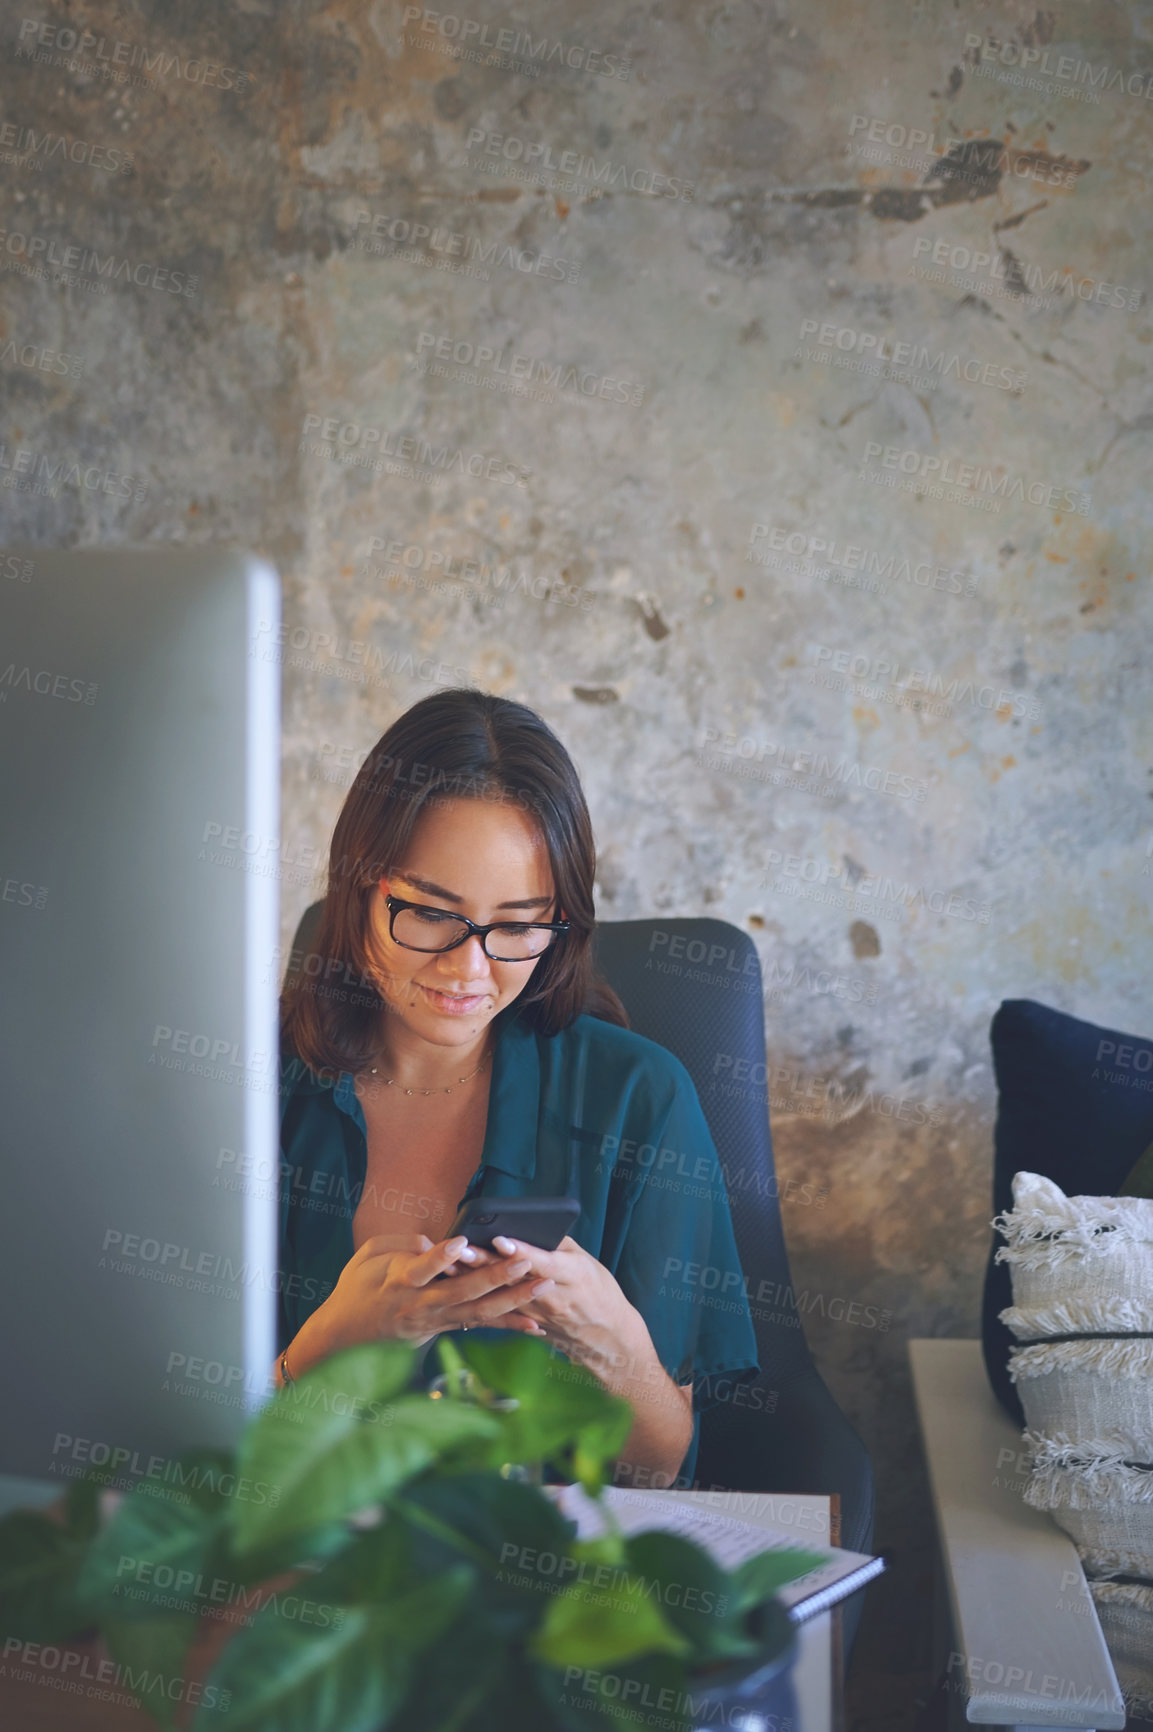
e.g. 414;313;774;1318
280;688;628;1077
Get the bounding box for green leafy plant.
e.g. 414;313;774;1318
0;1337;826;1732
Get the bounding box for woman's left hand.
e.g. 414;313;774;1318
489;1234;652;1379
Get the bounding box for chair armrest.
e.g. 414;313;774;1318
908;1339;1125;1730
696;1371;874;1555
694;1369;875;1665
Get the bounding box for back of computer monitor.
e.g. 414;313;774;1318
0;546;280;1504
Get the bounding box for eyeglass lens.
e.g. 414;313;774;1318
392;904;556;960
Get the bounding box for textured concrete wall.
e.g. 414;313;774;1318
3;0;1150;1717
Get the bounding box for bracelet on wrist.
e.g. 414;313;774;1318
279;1347;295;1387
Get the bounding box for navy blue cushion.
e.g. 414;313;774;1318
982;999;1153;1423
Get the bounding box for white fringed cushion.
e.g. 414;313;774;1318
993;1170;1153;1694
995;1171;1153;1331
1021;1432;1153;1576
1008;1341;1153;1440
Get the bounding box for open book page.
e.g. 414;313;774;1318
657;1487;832;1545
547;1484;882;1620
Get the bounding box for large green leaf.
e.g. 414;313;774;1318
459;1335;619;1420
74;1490;223;1623
729;1544;829;1612
570;1533;626;1570
388;1610;507;1732
457;1336;633;1480
225;1517;364;1588
454;1648;576;1732
621;1532;759;1665
0;1510;91;1642
529;1551;692;1671
402;1472;576;1574
304;1518;411;1606
238;1340;415;1511
568;1409;635;1493
234;1350;498;1554
190;1569;472;1732
396;1472;581;1637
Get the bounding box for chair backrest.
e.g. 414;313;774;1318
590;918;813;1393
282;903;813;1395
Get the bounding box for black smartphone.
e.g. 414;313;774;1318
446;1195;580;1253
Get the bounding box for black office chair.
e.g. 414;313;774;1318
590;918;875;1660
284;905;875;1652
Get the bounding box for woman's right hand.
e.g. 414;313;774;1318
284;1235;551;1378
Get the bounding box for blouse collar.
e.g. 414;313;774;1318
328;1010;542;1180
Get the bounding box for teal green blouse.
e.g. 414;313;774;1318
277;1009;759;1483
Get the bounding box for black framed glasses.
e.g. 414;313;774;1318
382;892;570;962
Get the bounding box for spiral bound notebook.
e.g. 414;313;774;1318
550;1483;884;1623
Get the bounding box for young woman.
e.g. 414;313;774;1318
276;689;758;1486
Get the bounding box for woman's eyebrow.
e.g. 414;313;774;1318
395;872;553;911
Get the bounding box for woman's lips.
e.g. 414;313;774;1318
419;984;488;1015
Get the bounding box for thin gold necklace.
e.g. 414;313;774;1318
367;1045;493;1097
